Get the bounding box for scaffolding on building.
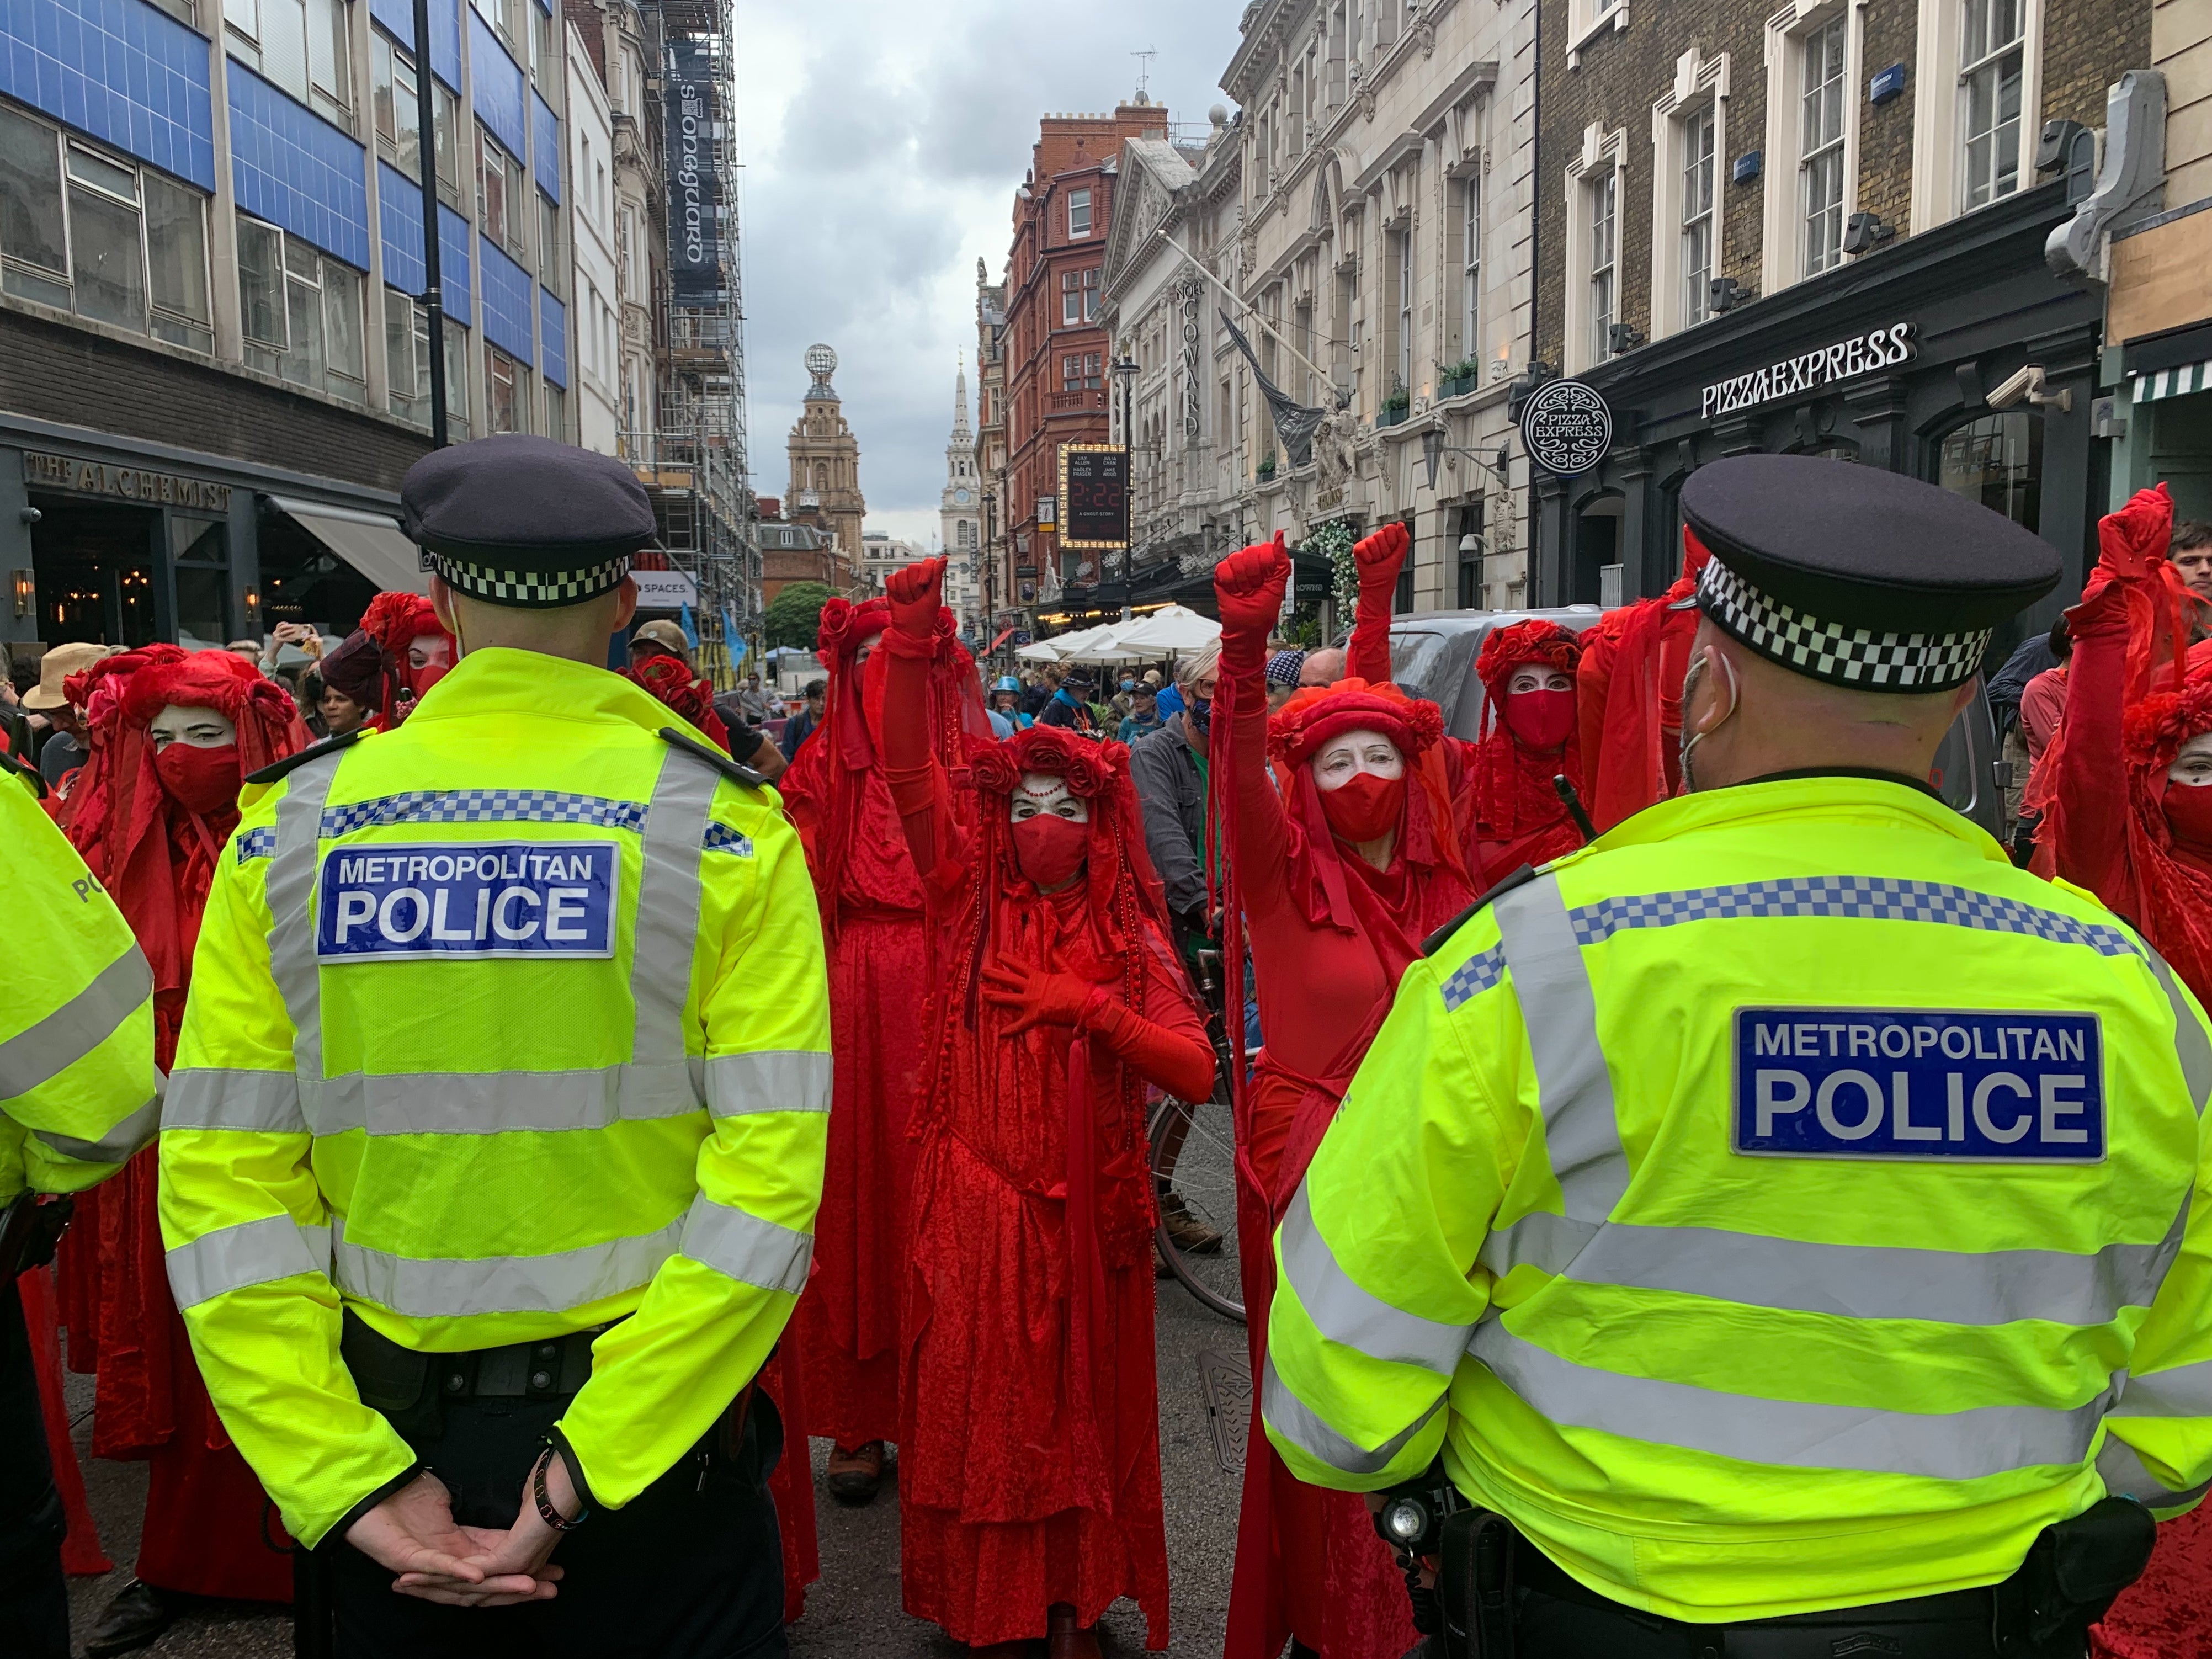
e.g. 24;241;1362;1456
620;0;756;689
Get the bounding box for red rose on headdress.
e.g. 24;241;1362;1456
1267;678;1443;773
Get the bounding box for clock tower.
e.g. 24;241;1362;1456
939;358;983;632
785;344;866;583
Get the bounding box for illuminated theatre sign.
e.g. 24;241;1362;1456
1700;321;1919;422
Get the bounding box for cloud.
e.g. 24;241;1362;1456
737;0;1243;551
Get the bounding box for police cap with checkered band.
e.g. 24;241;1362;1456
401;434;657;609
1682;454;2061;694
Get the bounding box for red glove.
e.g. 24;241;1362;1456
2096;485;2173;588
1353;522;1408;593
1214;534;1291;637
981;958;1101;1034
886;557;947;643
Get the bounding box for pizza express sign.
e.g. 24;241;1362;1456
1701;321;1919;422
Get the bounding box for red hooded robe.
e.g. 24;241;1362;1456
1461;618;1587;884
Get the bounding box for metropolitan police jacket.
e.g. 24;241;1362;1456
159;648;831;1548
1263;774;2212;1622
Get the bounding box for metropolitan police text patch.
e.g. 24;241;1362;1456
316;842;620;961
1732;1007;2103;1162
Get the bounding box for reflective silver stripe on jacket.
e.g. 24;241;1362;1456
631;746;718;1068
2109;1357;2212;1420
167;1213;333;1309
265;750;348;1085
706;1051;831;1119
298;1060;704;1136
0;945;152;1102
1470;1320;2115;1480
680;1193;812;1294
1278;1182;1473;1376
31;1093;162;1165
162;1068;308;1134
2097;1432;2212;1509
1260;1352;1443;1476
328;1211;684;1318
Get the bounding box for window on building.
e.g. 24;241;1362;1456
538;192;562;294
1061;269;1081;325
371;31;424;184
0;106;211;349
476;127;527;261
1459;176;1480;363
1083;351;1102;389
1067;187;1092;238
1938;410;2040;530
237;216;365;402
1063;353;1081;391
227;0;353;134
445;319;471;437
544;381;566;442
1393;225;1413;392
1800;16;1848;275
1587;169;1617;364
532;0;562;102
1681;105;1715;325
434;83;462;206
486;343;524;432
1960;0;2024;209
384;286;430;423
1082;265;1100;322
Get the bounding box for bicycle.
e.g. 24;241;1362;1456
1150;947;1246;1323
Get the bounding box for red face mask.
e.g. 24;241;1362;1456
1012;814;1089;889
1503;687;1576;751
1318;770;1406;842
154;742;243;818
409;663;449;700
2165;779;2212;852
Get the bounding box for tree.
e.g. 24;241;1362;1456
764;582;835;651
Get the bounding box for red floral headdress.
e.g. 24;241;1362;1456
619;653;728;751
1475;618;1583;706
1267;678;1444;773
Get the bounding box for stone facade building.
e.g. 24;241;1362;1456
1222;0;1541;614
785;343;864;582
974;260;1013;624
1529;0;2151;650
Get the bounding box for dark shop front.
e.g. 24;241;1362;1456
1532;182;2104;662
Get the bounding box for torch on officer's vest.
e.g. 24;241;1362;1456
155;437;832;1591
1263;456;2212;1658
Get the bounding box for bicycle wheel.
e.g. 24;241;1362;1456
1150;1092;1245;1323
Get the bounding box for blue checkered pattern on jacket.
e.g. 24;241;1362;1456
321;791;647;837
1439;946;1506;1012
236;826;277;864
1568;878;2140;957
703;824;753;857
0;0;216;190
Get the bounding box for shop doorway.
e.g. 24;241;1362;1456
1572;496;1623;607
29;495;160;646
2145;394;2212;524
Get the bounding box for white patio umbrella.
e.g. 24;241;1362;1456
1113;604;1222;654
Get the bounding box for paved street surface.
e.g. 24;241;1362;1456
65;1275;1249;1657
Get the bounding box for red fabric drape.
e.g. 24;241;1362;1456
1578;531;1710;833
1458;619;1587;884
22;1265;111;1575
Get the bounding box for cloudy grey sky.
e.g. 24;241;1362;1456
736;0;1246;550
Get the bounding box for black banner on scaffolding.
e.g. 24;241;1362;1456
665;40;720;306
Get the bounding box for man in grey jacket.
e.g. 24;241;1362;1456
1130;643;1219;942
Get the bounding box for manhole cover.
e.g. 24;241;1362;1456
1198;1347;1252;1474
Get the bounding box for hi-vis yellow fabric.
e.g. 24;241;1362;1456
1;774;159;1201
1264;776;2212;1622
161;648;830;1547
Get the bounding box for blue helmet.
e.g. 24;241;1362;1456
992;675;1022;694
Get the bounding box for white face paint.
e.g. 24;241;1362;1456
148;703;236;752
1311;727;1405;792
1507;667;1573;695
2170;731;2212;789
406;633;453;672
1009;770;1091;823
853;630;885;666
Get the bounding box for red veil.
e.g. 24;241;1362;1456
2114;679;2212;1002
1464;619;1586;881
1580;530;1712;832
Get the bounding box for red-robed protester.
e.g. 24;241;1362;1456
1459;619;1587;882
613;644;817;1623
54;646;306;1635
879;557;1208;1658
1576;530;1713;831
2029;485;2212;1659
347;590;456;728
1213;534;1475;1659
778;591;992;1502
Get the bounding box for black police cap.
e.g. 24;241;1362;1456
401;434;657;609
1682;455;2061;693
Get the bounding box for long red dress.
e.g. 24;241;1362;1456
2033;487;2212;1656
55;646;305;1603
881;603;1209;1649
1215;536;1475;1659
1575;531;1710;832
780;598;987;1456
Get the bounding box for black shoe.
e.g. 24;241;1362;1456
825;1440;886;1506
85;1580;178;1658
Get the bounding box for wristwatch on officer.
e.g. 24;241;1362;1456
532;1444;590;1531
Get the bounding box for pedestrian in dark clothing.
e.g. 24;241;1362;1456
1128;643;1221;945
1116;687;1162;745
779;678;827;760
1987;631;2059;734
1036;669;1102;735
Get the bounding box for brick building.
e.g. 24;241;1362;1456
1001;102;1169;615
1528;0;2151;655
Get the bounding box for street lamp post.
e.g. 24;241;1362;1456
411;0;448;446
1110;351;1137;607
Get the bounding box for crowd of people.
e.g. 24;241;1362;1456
7;464;2212;1659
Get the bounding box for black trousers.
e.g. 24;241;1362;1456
0;1282;68;1659
330;1391;786;1659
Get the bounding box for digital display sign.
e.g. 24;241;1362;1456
1057;445;1128;550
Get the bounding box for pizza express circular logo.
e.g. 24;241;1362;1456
1520;379;1614;476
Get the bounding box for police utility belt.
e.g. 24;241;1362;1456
339;1310;607;1443
1378;1473;2156;1659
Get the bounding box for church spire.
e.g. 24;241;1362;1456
951;352;971;443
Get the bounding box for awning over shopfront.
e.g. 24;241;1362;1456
265;495;426;594
2132;360;2212;403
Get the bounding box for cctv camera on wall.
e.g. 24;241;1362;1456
1987;364;2073;414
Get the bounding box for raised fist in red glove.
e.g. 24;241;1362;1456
1214;533;1291;637
886;556;947;641
2096;484;2174;589
980;956;1104;1033
1353;521;1408;591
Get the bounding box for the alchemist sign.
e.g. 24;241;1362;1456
1701;322;1918;422
664;40;720;306
1519;379;1613;476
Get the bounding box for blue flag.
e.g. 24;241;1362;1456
678;603;699;650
